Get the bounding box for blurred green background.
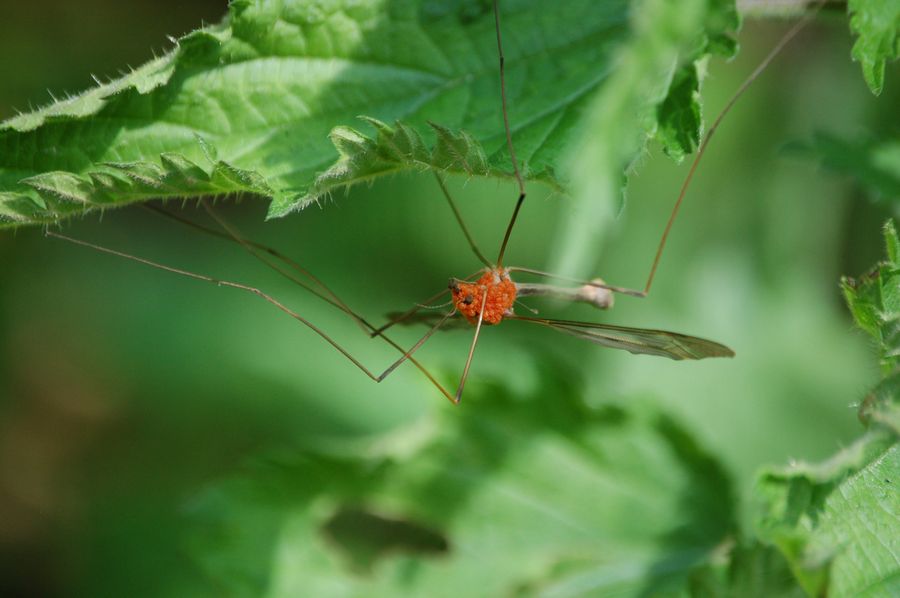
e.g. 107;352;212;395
0;1;895;596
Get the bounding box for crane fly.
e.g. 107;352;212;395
46;0;824;404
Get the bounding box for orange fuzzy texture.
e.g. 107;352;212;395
452;270;517;325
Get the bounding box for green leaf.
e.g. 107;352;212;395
186;373;738;597
845;219;900;437
793;133;900;203
842;220;900;373
860;371;900;435
658;0;740;163
754;433;899;597
848;0;900;95
0;0;620;228
550;0;739;278
742;221;900;597
0;0;738;231
657;63;703;163
304;117;534;204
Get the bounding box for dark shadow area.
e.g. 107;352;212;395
321;505;450;573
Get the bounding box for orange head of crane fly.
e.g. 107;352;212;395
450;268;517;325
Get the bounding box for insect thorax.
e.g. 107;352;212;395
450;268;517;325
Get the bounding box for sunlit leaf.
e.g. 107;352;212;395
0;0;746;234
0;0;646;228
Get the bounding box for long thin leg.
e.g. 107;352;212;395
197;201;462;338
46;231;460;403
453;287;490;404
640;0;825;295
196;200;382;334
371;310;457;382
153;202;449;343
504;2;823;296
434;173;491;268
147;203;369;332
493;0;524;197
493;0;526;267
496;193;525;267
198;193;480;340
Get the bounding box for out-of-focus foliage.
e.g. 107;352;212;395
190;381;737;597
848;0;900;95
794;133;900;203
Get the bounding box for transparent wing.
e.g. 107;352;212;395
509;315;734;360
